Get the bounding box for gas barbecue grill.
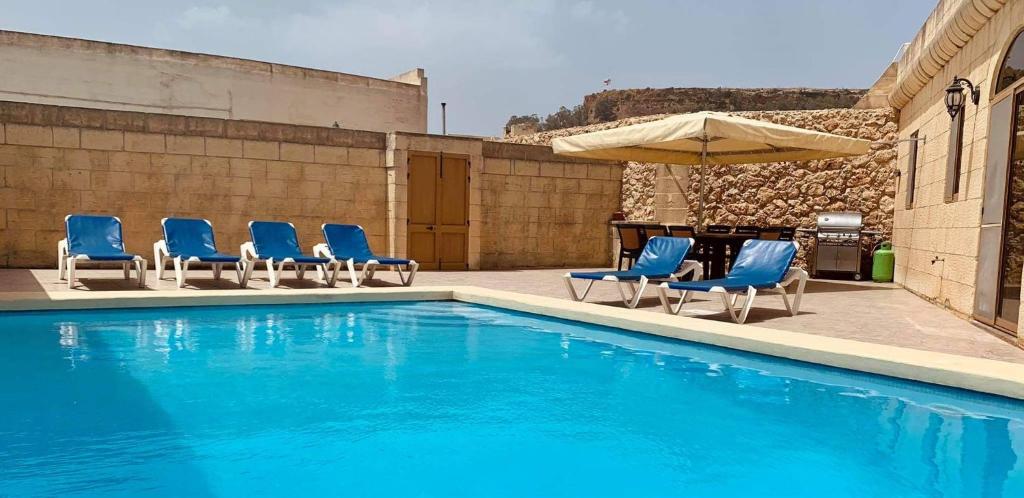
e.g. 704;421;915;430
800;212;881;280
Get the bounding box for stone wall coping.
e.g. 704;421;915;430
482;140;620;164
0;100;386;148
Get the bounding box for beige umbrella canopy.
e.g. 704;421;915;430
551;111;873;228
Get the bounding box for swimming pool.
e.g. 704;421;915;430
1;301;1022;497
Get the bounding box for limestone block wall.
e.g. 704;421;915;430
0;101;388;267
890;0;1024;317
479;142;620;269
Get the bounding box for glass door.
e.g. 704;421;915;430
995;90;1024;331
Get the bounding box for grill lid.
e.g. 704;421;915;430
816;211;862;230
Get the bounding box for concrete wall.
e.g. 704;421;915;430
0;31;427;133
890;0;1024;317
0;101;621;270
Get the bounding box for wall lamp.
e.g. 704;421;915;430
945;76;980;119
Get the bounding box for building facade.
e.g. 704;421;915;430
890;0;1024;340
0;31;428;133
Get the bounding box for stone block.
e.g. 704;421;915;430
281;143;314;162
90;171;133;192
6;165;52;190
64;149;109;170
109;152;151;173
348;147;382;167
287;180;322;199
6;124;53;147
229;158;267;178
512;160;539;176
53;169;90;190
483;158;511;176
243;140;280;160
124;132;166;153
205;138;243;158
52;127;81;148
166;135;205;155
314;145;348;165
132;173;175;193
538;162;565;178
81;130;124;151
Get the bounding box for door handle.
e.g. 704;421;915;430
426;226;435;231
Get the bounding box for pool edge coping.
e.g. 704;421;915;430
2;285;1023;401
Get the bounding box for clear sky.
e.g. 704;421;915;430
0;1;935;136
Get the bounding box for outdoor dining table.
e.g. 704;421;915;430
692;232;757;280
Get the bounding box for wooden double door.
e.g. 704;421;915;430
407;152;469;270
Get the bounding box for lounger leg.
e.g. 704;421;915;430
240;260;253;288
719;292;739;323
791;270;807;316
213;263;223;280
738;287;757;324
562;274;596;302
173;257;187;288
359;264;374;286
275;261;287;288
66;258;76;290
135;258;147;287
346;259;360;288
58;240;69;280
123;262;130;280
626;278;650;309
399;261;418;286
266;258;278;288
657;284;689;315
326;262;340;287
296;266;306;280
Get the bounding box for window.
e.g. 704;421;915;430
905;131;920;208
945;104;966;202
995;29;1024;95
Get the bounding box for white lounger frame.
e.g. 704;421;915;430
153;218;252;289
312;243;419;288
656;267;809;324
563;259;703;309
240;224;340;288
57;216;147;290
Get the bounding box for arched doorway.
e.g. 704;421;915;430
975;27;1024;334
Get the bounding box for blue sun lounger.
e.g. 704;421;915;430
656;239;808;324
563;236;701;308
313;224;419;287
154;217;251;289
58;214;147;290
241;221;340;288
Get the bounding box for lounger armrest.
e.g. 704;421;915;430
153;240;169;258
781;267;809;287
676;260;703;281
312;243;331;259
240;241;258;261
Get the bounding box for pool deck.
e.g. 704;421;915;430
1;267;1022;367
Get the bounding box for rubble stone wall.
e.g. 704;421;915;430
508;108;899;265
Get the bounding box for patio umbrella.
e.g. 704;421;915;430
551;111;872;229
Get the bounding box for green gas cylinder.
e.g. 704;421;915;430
872;242;895;283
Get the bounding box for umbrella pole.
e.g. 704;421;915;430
697;137;707;231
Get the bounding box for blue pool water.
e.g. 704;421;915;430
1;301;1022;497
